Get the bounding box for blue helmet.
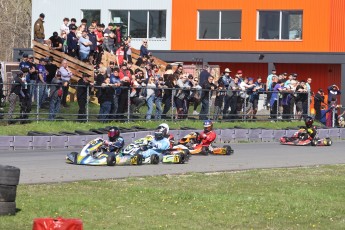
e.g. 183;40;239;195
203;120;213;133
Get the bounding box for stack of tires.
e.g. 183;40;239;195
0;165;20;216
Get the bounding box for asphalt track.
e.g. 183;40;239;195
1;142;345;184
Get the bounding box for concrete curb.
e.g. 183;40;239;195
0;128;344;150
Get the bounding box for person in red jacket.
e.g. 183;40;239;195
195;120;216;149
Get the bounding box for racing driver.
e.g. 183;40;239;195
141;124;171;160
195;120;217;148
299;116;317;140
103;126;125;153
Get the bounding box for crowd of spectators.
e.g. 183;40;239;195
1;13;343;126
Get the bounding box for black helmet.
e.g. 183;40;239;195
154;125;168;140
108;127;120;142
305;116;314;128
203;120;213;133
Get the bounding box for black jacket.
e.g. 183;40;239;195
77;78;91;100
201;80;216;99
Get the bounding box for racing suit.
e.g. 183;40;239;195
141;137;170;160
105;136;125;153
299;126;317;139
196;130;217;148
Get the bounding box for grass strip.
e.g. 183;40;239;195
0;165;344;229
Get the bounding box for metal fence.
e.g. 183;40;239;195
0;82;340;125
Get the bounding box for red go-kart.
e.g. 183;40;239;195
280;129;332;146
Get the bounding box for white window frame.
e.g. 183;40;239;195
108;10;167;40
197;10;242;40
257;10;303;41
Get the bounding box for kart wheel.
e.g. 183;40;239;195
133;153;143;165
150;154;159;164
180;153;186;164
326;138;332;146
106;153;116;166
224;145;234;155
311;139;318;146
183;149;190;161
200;147;209;156
70;152;79;164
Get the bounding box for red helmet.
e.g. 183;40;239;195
305;116;314;128
108;127;120;142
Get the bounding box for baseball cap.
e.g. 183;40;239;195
39;13;45;19
237;70;243;74
28;54;34;58
23;53;28;58
224;68;231;73
248;77;254;81
70;25;77;30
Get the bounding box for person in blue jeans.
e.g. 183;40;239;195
145;76;156;120
48;71;63;120
98;77;115;122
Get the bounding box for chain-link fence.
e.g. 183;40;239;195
1;82;342;126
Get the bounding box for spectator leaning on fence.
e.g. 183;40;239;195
98;77;115;122
48;71;63;120
77;73;93;122
199;75;216;120
314;88;325;121
58;59;73;107
36;58;48;108
109;68;121;118
7;70;29;124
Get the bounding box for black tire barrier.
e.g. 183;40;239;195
89;129;107;134
0;185;17;202
27;131;55;136
58;131;79;136
0;165;19;216
0;202;16;216
0;165;20;186
180;127;196;130
74;130;99;135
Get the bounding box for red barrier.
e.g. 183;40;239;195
32;217;83;230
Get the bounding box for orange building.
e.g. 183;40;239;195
153;0;345;104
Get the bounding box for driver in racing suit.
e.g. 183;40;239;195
159;123;175;148
141;124;170;161
103;126;125;153
298;116;317;140
195;120;217;149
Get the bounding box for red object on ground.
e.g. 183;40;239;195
32;217;83;230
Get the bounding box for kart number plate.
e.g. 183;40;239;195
174;155;179;162
131;156;138;165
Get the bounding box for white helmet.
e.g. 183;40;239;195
158;123;169;134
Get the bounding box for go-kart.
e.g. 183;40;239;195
66;138;142;166
280;129;332;146
122;135;190;164
162;144;191;164
178;132;234;155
